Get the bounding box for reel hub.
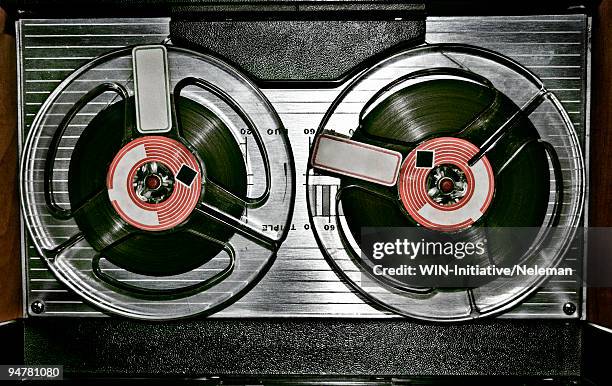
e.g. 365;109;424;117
107;136;202;232
398;137;494;232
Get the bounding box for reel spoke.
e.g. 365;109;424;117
194;177;282;249
339;180;400;204
194;203;278;250
467;288;481;317
204;177;248;210
468;89;547;166
72;187;140;252
42;232;85;261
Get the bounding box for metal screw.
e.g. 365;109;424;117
563;302;576;315
31;300;45;314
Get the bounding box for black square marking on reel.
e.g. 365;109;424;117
415;150;434;169
176;164;198;187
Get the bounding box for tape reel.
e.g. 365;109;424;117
21;46;295;319
308;44;584;321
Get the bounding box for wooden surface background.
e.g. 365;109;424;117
0;8;22;322
588;0;612;328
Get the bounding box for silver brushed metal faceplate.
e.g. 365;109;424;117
17;15;589;318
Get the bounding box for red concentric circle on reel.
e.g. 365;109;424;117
107;136;202;231
398;137;494;231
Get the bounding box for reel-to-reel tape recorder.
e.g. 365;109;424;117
17;11;589;324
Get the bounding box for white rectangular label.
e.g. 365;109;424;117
132;45;172;133
311;134;402;186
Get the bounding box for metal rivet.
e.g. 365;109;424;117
31;300;45;314
563;302;576;315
